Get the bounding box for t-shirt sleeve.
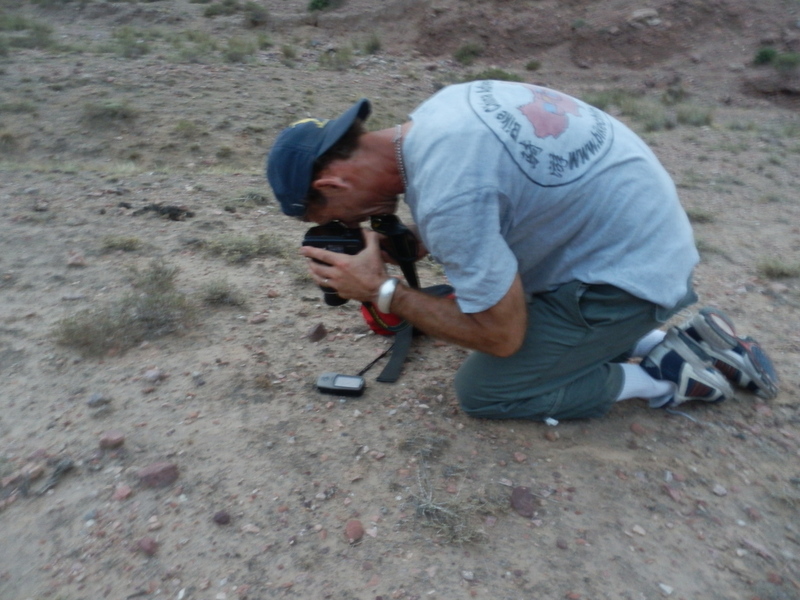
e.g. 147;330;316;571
420;189;519;314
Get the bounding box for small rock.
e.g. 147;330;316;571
99;430;125;449
143;368;166;383
112;484;133;501
66;250;86;267
544;431;559;442
461;570;475;581
87;393;111;407
632;525;647;536
556;538;569;550
213;510;231;525
658;583;673;596
712;484;728;496
513;452;527;463
137;462;179;488
241;523;260;534
307;323;328;342
510;486;536;518
137;537;158;556
630;422;647;436
249;314;267;324
344;519;364;544
745;507;762;521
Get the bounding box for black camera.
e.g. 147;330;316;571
302;221;365;306
302;215;419;306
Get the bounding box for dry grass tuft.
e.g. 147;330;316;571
200;278;247;307
399;434;450;460
54;260;195;356
206;233;287;263
408;465;507;544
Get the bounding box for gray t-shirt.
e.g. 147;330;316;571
403;80;699;314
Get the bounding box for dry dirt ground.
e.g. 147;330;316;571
1;1;800;599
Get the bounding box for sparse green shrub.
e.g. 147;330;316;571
54;261;195;356
758;258;800;279
280;43;296;66
171;30;217;63
754;46;778;65
463;67;522;83
0;131;18;153
223;36;256;62
256;32;272;49
363;33;381;55
207;233;286;263
774;52;800;72
319;46;352;70
200;278;247;307
101;235;141;252
226;190;269;209
204;0;240;17
661;84;686;106
453;42;483;66
82;101;137;125
685;208;714;224
676;104;713;127
243;1;269;27
111;26;151;58
216;146;233;159
0;101;37;114
0;14;33;31
7;22;54;50
307;0;343;11
174;120;202;138
525;59;541;71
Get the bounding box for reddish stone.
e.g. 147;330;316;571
99;430;125;449
510;486;536;518
630;422;647;436
344;519;364;544
307;323;327;342
137;537;158;556
112;484;133;501
137;462;179;488
213;510;231;525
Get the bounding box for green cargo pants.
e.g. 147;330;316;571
454;280;695;421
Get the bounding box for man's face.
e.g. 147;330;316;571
303;159;400;226
304;191;399;227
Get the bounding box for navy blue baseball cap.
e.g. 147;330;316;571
266;99;371;217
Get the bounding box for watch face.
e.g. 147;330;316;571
333;375;363;389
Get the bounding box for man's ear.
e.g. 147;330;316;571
312;175;348;192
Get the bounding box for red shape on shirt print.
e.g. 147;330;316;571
517;85;582;139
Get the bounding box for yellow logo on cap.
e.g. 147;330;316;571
290;118;329;128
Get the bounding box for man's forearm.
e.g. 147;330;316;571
388;275;527;357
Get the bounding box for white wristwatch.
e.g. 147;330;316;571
377;277;400;313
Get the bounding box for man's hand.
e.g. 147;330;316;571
300;230;388;304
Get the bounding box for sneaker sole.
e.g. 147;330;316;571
689;308;779;400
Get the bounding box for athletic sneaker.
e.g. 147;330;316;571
680;307;779;400
641;327;735;407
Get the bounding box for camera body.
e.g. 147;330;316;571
302;222;364;306
302;215;418;305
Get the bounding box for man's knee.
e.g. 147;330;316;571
454;366;484;415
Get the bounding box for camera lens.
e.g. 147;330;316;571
323;287;347;306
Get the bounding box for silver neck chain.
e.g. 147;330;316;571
394;124;407;189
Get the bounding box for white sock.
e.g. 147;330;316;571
632;329;667;358
616;363;674;407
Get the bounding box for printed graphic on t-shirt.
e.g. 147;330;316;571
469;80;613;186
